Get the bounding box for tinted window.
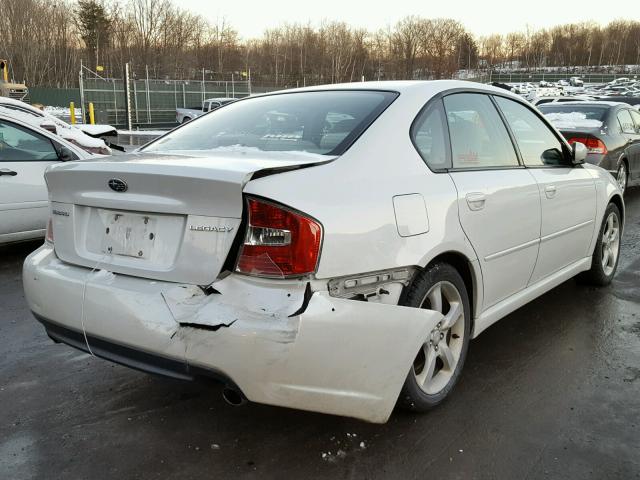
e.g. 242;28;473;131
144;90;397;155
443;93;518;169
630;110;640;133
411;101;449;170
495;96;567;167
535;99;553;105
538;105;607;130
0;120;58;161
618;110;636;134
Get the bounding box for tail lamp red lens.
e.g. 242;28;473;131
566;136;608;155
236;197;322;277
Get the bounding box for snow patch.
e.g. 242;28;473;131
543;112;603;129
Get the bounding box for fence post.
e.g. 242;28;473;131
79;59;85;123
145;65;151;125
69;102;76;125
232;73;235;98
124;62;133;131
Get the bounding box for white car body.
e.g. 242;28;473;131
23;81;624;423
0;113;94;244
0;97;114;154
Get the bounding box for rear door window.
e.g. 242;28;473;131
618;110;636;134
629;109;640;133
443;93;519;169
494;96;568;167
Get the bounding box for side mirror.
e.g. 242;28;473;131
572;142;587;165
56;145;77;162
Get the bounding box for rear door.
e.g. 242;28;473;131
493;96;596;284
444;93;541;310
619;109;640;182
0;119;60;239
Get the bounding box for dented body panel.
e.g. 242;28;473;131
24;245;441;423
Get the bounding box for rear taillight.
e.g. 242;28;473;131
566;136;608;155
236;197;322;278
45;217;54;244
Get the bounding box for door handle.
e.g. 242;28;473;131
465;193;486;211
0;168;17;176
545;184;557;198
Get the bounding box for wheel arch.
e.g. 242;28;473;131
414;250;481;332
609;193;624;227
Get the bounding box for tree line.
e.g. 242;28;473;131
1;0;639;89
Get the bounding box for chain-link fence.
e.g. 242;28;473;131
80;66;251;129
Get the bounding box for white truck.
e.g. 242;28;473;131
175;97;236;124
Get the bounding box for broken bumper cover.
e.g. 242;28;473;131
24;245;442;423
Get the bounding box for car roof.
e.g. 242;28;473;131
260;80;524;101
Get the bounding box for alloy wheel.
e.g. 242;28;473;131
601;211;620;277
617;164;627;194
413;281;465;395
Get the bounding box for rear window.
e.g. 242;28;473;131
144;90;397;155
538;105;607;129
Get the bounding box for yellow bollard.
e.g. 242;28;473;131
69;102;76;125
89;102;95;125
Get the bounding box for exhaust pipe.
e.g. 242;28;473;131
222;386;247;407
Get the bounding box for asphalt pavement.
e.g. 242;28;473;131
1;189;639;480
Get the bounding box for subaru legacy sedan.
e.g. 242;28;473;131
24;81;623;423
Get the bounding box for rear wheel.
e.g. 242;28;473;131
182;117;192;124
580;203;621;286
398;263;471;411
616;162;627;195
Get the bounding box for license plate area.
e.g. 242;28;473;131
102;212;157;258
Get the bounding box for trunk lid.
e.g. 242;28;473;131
46;150;333;284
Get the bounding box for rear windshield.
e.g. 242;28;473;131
538;105;607;129
144;90;397;155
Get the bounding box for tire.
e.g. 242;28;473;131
580;203;622;286
616;162;628;195
398;262;471;412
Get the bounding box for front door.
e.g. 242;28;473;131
0;119;60;239
493;95;597;284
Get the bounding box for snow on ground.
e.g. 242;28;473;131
117;129;168;135
44;106;82;119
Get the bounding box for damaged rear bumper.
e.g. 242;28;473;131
23;245;442;423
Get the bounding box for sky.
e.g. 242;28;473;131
179;0;624;39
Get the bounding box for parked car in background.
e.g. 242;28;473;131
532;95;595;106
24;81;623;423
0;113;94;244
0;97;113;155
539;101;640;194
175;97;236;124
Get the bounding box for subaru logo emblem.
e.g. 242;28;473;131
108;178;128;192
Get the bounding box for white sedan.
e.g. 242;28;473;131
0;113;93;244
23;81;624;423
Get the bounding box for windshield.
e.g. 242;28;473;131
144;90;397;155
539;105;607;129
